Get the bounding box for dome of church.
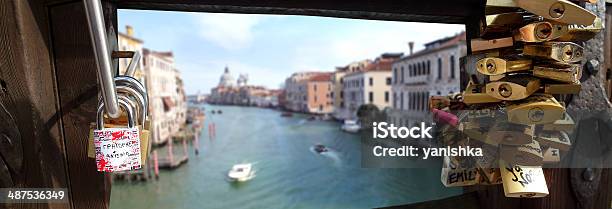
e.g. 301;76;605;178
218;66;235;87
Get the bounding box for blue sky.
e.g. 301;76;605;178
118;10;464;95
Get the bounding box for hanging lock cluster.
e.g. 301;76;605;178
435;0;602;198
87;51;151;173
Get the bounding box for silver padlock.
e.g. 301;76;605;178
94;99;141;172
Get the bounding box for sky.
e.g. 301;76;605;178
118;10;465;95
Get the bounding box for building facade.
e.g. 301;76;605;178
305;73;333;114
143;49;186;145
389;32;466;127
341;53;401;119
208;67;280;108
118;25;145;81
331;60;372;120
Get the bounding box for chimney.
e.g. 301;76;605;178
408;42;414;55
126;25;134;36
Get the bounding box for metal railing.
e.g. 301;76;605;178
83;0;120;118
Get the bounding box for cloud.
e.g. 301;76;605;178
194;13;267;51
289;21;464;72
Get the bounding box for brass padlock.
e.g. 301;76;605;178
523;42;583;63
557;17;603;41
514;0;596;25
535;130;572;151
463;82;503;104
500;160;549;198
480;12;525;37
476;57;532;75
514;21;568;43
543;82;581;94
506;94;565;125
487;122;535;145
471;37;514;52
533;62;581;83
485;76;540;101
500;140;543;166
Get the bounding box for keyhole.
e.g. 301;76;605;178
562;45;574;61
486;59;496;73
535;23;552;40
498;84;512;98
549;3;565;18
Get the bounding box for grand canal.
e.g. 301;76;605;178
110;104;461;209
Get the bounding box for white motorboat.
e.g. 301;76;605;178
227;163;255;182
341;120;361;133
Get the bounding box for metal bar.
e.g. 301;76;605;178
125;51;141;77
84;0;121;118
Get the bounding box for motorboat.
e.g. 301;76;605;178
314;144;328;153
341;120;361;133
227;163;255;182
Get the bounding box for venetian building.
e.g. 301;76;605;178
237;74;248;87
219;66;235;87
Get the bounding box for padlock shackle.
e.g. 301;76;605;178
115;76;148;106
98;86;147;126
117;86;146;125
125;51;141;77
97;99;136;129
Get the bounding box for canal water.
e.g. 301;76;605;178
110;104;461;209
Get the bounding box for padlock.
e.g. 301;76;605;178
541;112;575;132
500;160;549;198
480;12;526;37
471;37;514;52
533;62;581;83
441;156;481;187
485;0;596;25
514;21;568;43
500;140;544;166
543;82;581;94
463;82;503;104
487;121;535;145
93;100;141;172
485;75;540;101
506;94;565;125
535;130;572;151
514;0;595;25
557;17;603;41
542;147;561;163
523;42;584;63
476;57;532;75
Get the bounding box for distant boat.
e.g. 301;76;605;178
281;112;293;117
314;144;328;153
217;110;223;114
227;163;255;182
341;120;360;133
307;116;316;121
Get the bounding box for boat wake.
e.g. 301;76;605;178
309;146;342;167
